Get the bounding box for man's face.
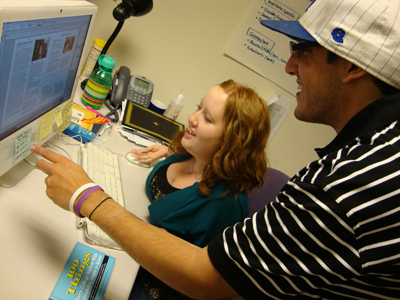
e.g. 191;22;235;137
285;43;344;131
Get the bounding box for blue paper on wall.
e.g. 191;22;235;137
49;242;115;300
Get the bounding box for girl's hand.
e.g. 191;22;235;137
131;145;170;163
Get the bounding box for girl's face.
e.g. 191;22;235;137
181;85;227;162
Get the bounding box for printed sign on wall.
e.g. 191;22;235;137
226;0;313;96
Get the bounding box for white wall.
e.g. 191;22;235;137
86;0;335;176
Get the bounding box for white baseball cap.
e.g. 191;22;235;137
261;0;400;90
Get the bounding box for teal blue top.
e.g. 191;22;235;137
146;154;249;247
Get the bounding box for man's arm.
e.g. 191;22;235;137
83;195;237;299
32;145;238;300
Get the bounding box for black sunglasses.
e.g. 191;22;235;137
289;41;320;58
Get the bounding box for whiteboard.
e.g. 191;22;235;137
225;0;313;96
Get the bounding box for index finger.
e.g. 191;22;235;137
30;145;63;164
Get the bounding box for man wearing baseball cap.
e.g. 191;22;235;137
32;0;400;299
206;0;400;298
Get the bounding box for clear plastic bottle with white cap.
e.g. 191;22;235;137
79;38;106;81
163;89;185;120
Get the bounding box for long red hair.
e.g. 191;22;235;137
169;80;270;199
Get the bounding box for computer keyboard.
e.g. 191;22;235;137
80;142;125;250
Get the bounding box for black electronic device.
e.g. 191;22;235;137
122;101;184;143
110;66;131;106
111;66;154;108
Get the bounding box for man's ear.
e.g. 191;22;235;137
342;62;368;83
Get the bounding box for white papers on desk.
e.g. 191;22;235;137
267;92;294;143
119;129;156;147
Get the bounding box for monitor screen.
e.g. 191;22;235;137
0;1;97;187
0;14;92;141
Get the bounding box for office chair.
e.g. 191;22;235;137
225;169;290;300
247;168;290;217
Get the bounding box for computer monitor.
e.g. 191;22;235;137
0;0;97;187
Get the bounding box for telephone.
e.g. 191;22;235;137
110;66;131;106
110;66;154;108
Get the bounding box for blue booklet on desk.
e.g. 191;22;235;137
49;242;115;300
62;104;108;144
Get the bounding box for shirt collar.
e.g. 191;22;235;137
315;92;400;158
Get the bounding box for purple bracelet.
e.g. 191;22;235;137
74;185;103;217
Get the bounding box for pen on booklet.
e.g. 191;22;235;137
97;122;112;137
116;108;123;131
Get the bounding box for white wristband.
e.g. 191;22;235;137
69;183;97;213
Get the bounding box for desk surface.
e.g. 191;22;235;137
0;115;154;299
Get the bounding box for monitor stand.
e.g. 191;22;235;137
0;153;38;188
